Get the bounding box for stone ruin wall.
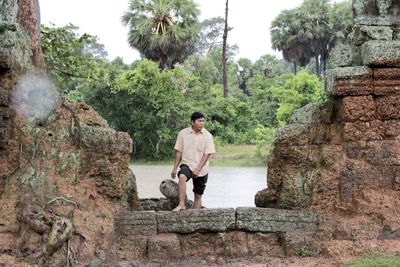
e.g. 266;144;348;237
256;0;400;212
0;1;142;266
112;208;318;263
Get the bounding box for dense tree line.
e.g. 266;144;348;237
40;0;352;160
271;0;353;76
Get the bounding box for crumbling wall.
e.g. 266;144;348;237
0;1;141;266
256;0;400;211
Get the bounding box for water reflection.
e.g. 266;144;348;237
131;165;267;208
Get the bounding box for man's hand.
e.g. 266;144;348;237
192;168;200;178
171;168;177;179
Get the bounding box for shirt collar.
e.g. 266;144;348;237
189;127;204;134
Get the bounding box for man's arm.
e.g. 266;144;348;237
192;153;211;178
171;150;182;179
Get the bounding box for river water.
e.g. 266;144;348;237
130;165;267;208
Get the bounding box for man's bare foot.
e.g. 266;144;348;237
172;205;186;211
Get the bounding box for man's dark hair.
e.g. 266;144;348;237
191;112;204;122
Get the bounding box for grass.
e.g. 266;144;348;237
345;253;400;267
211;144;266;167
132;144;267;167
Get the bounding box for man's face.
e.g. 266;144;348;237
192;118;205;132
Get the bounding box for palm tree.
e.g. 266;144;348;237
271;9;312;74
122;0;200;70
298;0;331;76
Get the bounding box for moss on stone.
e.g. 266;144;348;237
80;125;116;152
361;40;400;66
0;1;18;24
0;24;32;71
20;167;45;189
327;43;354;69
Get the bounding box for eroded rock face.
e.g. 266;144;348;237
0;1;141;266
256;0;400;243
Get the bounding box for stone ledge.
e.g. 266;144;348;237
115;207;320;235
115;211;157;236
157;208;236;234
236;207;318;233
325;67;373;96
361;40;400;67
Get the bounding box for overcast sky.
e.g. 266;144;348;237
39;0;308;63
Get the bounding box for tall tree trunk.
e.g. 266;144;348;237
17;0;45;70
315;54;320;77
222;0;229;98
293;62;297;75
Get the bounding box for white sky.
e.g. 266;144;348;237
39;0;307;63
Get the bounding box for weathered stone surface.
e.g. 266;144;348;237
80;125;116;152
374;68;400;95
345;140;400;168
140;198;173;211
327;43;354;69
247;232;284;257
355;26;393;45
340;96;376;122
283;230;320;257
123;169;141;210
0;24;31;70
114;211;157;236
394;170;400;190
113;235;148;260
0;1;18;23
395;28;400;40
116;132;133;154
17;0;45;69
290;103;333;125
72;103;108;127
0;90;8;107
353;0;400;26
179;232;225;259
325;67;373;96
157;208;236;233
147;233;181;261
365;140;400;166
339;159;394;200
361;40;400;67
383;119;400;137
343;120;384;141
221;231;248;258
376;95;400;119
271;145;321;168
236;207;318;233
274;124;309;146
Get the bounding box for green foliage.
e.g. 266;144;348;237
122;0;200;70
345;253;400;267
271;70;325;126
197;17;225;56
41;3;330;163
90;60;188;159
41;24;106;93
271;0;353;75
298;247;314;257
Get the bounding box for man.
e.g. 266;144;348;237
171;112;215;211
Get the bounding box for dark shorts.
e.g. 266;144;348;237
177;164;208;195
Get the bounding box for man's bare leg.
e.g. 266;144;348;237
193;193;202;209
172;174;187;211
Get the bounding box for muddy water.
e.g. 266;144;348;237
130;165;267;208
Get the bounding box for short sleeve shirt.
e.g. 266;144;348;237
174;127;216;176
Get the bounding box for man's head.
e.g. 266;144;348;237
191;112;205;132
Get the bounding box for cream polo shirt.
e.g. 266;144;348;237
174;127;216;177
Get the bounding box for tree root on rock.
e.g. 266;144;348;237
17;195;80;265
47;217;73;256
